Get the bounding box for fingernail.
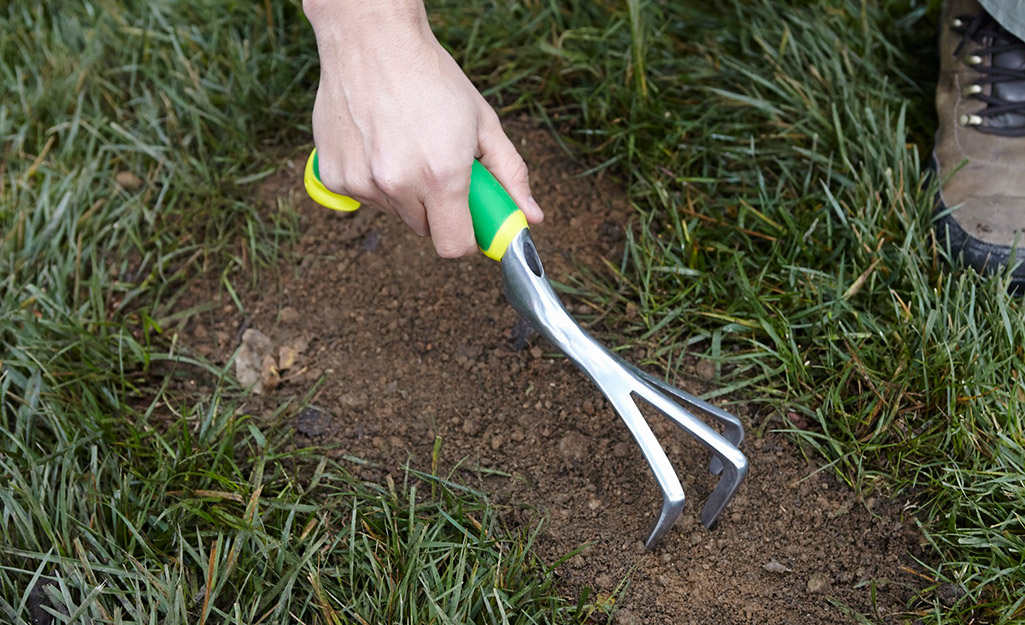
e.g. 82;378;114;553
528;196;544;221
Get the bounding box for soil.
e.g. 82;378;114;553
176;124;924;624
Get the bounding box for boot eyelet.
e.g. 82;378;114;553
965;54;984;66
952;17;964;28
962;84;983;96
959;113;983;126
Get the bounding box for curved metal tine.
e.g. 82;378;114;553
627;363;744;476
633;381;749;529
604;390;686;550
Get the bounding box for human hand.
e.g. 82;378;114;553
303;0;543;258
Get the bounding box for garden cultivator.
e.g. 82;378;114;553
305;151;748;548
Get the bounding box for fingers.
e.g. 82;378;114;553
477;109;543;224
316;134;479;248
314;141;442;241
317;131;530;258
422;159;477;258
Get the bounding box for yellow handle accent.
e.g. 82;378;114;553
481;211;528;261
304;150;360;212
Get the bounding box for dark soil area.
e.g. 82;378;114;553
177;124;924;624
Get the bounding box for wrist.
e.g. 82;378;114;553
304;0;429;39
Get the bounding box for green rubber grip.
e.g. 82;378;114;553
305;149;528;261
467;160;527;259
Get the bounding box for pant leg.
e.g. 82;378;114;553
979;0;1025;41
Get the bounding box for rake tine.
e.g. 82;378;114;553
604;390;686;549
633;380;749;529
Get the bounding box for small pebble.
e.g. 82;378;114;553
558;432;588;461
763;560;791;574
695;359;715;381
362;231;380;251
279;306;300;324
936;583;967;607
510;318;536;351
806;572;832;594
295;406;330;437
215;330;231;350
115;170;144;189
339;392;369;410
614;609;638;625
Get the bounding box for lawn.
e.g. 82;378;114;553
2;0;1023;623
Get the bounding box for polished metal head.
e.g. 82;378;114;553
500;229;748;549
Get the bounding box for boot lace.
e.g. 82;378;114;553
953;12;1025;137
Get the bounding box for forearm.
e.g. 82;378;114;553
304;0;437;89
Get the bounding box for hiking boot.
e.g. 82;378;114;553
934;0;1025;289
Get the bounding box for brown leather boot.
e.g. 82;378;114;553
934;0;1025;289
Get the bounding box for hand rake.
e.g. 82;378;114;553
305;151;748;548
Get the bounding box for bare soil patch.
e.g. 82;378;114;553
177;124;924;624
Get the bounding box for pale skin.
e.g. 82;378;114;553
303;0;544;258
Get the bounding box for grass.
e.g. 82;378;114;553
429;0;1025;622
1;1;597;623
1;399;591;623
4;0;1024;623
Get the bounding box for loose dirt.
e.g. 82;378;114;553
178;124;924;624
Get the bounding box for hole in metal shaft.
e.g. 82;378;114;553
522;237;544;277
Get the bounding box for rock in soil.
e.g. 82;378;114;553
510;317;537;351
806;572;833;594
295;406;331;437
235;329;274;394
936;582;967;607
27;578;65;625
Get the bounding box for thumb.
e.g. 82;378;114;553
476;110;543;224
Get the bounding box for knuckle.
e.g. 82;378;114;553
423;161;463;189
434;237;475;259
317;154;375;200
370;163;407;198
374;175;402;198
480;106;502;128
